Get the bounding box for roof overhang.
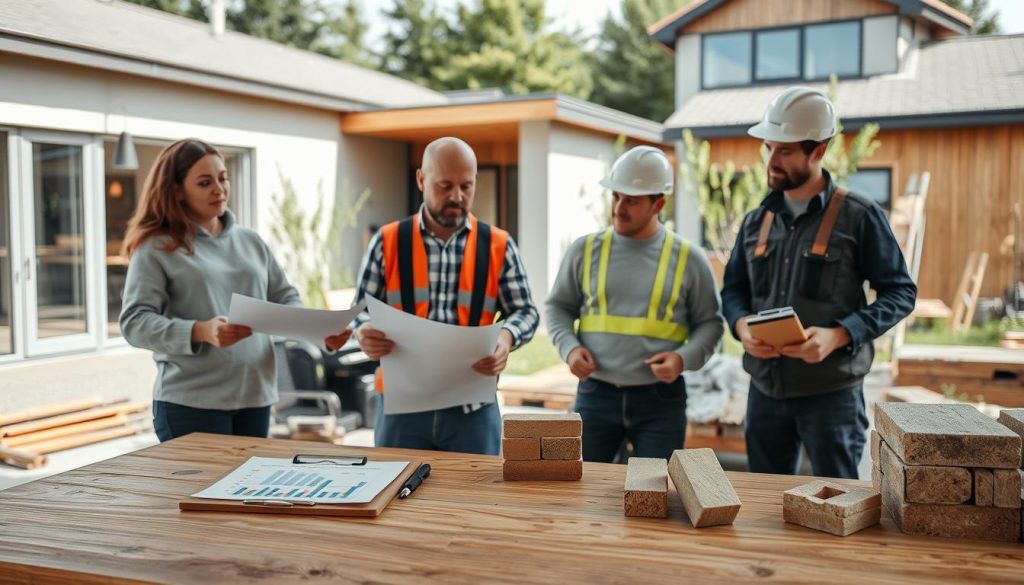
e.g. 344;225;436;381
341;94;667;144
664;109;1024;141
648;0;972;50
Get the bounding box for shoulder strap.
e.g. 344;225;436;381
468;221;492;326
811;187;847;257
754;210;775;258
396;216;417;315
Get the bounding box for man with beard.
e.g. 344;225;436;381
721;87;916;478
546;146;724;462
351;137;538;454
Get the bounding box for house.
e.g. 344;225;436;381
0;0;666;413
649;0;1024;302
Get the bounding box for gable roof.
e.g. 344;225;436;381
663;33;1024;138
649;0;973;48
0;0;446;111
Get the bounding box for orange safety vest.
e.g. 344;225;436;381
374;213;509;392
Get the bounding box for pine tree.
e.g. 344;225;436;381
938;0;1001;34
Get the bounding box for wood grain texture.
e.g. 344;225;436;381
541;437;582;461
678;0;894;33
875;403;1022;468
975;469;994;506
0;397;104;427
502;459;583;481
878;439;972;504
998;410;1024;467
624;457;668;518
0;445;47;469
1;434;1023;585
668;448;741;527
502;413;582;439
993;469;1021;509
501;438;540;461
0;402;148;438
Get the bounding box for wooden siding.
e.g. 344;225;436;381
681;0;896;34
700;124;1024;302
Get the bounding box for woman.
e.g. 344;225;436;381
120;138;349;441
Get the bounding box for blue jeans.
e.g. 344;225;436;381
573;377;687;463
745;384;868;479
374;395;501;455
152;400;271;442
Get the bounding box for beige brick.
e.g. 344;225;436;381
624;457;668;518
668;449;740;528
541;437;582;460
875;403;1021;469
502;459;582;481
783;480;881;536
975;468;994;506
502;413;582;439
997;409;1024;468
870;429;881;463
502;438;540;461
878;439;972;504
994;469;1022;509
871;462;882;492
881;467;1020;542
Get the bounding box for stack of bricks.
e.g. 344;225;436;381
872;403;1022;542
501;413;583;481
996;409;1024;541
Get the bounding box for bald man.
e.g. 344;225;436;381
350;137;539;454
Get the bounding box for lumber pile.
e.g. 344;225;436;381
501;413;583;481
0;397;150;469
873;403;1022;541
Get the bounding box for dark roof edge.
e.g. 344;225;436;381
664;109;1024;140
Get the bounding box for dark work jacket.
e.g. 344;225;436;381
721;170;917;399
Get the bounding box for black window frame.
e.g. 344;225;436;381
846;167;893;212
700;17;869;90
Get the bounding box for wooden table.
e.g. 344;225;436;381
0;433;1020;585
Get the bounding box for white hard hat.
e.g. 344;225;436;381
599;146;673;196
748;86;837;143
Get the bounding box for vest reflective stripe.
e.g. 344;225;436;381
376;213;509;393
578;229;690;342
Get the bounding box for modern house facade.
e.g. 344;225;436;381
0;0;667;412
650;0;1024;301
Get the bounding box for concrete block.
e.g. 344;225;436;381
997;409;1024;468
502;437;540;461
875;403;1021;469
541;436;582;461
502;413;582;439
668;448;740;528
624;457;668;518
783;480;881;536
878;438;972;504
502;459;583;481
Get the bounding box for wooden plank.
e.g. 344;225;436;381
0;445;47;469
975;469;995;506
501;438;540;461
0;402;148;438
684;433;747;454
997;409;1024;468
950;252;977;328
540;437;582;461
0;397;104;427
874;403;1022;468
958;252;989;333
877;439;972;504
2;414;129;448
1;434;1024;584
17;424;148;455
623;457;668;518
502;413;582;439
994;469;1022;509
677;0;895;33
502;459;583;481
668;448;741;528
893;374;1024;408
783;480;881;536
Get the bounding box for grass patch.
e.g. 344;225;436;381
904;319;1007;347
506;332;563;376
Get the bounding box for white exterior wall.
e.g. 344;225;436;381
675;34;702;110
0;56;406;411
863;15;899;76
518;121;614;327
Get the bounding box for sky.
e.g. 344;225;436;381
364;0;1024;46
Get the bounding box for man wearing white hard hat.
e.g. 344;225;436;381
721;87;916;478
546;146;724;462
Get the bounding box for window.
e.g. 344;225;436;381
702;32;752;88
847;168;891;211
804;21;861;80
756;29;800;81
0;132;10;355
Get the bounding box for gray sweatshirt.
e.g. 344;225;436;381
546;225;724;386
120;210;301;410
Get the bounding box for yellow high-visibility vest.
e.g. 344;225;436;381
578;228;690;342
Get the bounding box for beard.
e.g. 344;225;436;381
427;201;467;228
767;166;812;191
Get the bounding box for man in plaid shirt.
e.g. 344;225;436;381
351;137;539;454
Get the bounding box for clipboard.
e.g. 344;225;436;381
746;307;808;350
178;458;422;517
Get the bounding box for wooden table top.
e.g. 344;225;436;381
0;433;1020;585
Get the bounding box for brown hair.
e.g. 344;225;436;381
123;139;222;257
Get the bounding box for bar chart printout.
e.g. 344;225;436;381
191;457;409;504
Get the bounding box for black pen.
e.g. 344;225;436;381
398;463;431;499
